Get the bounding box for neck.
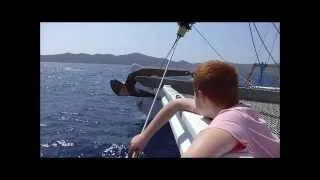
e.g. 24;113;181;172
209;103;240;118
206;103;223;119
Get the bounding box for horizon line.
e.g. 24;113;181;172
40;52;274;65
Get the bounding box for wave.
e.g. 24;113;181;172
41;140;75;148
64;67;83;71
40;123;48;127
102;144;129;158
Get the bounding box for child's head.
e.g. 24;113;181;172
192;60;239;114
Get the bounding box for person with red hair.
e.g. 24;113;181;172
129;60;280;158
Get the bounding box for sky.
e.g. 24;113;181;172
40;22;280;64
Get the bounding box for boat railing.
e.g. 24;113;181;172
161;85;211;154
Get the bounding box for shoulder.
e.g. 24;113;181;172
214;105;252;125
207;105;254;146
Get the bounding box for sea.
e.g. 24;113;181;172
40;62;179;158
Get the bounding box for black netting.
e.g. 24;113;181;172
241;100;280;138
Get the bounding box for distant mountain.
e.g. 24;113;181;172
40;53;197;70
40;53;279;86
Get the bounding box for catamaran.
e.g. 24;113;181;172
110;22;280;157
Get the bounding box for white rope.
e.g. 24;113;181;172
159;38;181;69
141;37;180;132
131;24;190;158
130;37;180;158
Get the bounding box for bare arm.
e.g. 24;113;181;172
130;97;200;154
140;98;198;143
142;99;183;141
131;97;238;158
181;128;238;158
175;98;199;114
144;97;239;157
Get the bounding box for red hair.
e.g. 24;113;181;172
193;60;239;108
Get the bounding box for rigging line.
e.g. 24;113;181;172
131;36;180;158
193;25;225;61
253;23;279;66
193;24;250;86
141;36;180;132
248;23;275;87
267;30;279;64
257;23;272;56
272;22;280;34
159;37;180;69
246;23;261;87
267;32;280;83
249;23;261;65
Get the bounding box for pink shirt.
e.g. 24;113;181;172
207;103;280;158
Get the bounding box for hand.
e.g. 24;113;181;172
128;133;149;157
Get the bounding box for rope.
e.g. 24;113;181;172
253;23;279;66
246;23;262;88
193;25;225;61
159;38;180;69
257;23;271;56
194;24;253;87
130;36;180;158
131;23;193;158
266;30;279;64
249;23;261;64
266;32;280;83
159;23;193;69
272;23;280;34
141;36;180;132
248;23;280;87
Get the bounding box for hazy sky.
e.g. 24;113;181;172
40;22;280;64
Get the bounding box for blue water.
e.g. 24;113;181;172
40;62;179;158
